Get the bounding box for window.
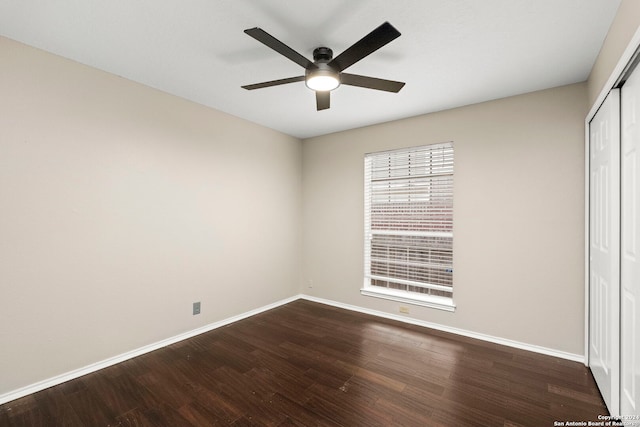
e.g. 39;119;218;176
362;142;455;311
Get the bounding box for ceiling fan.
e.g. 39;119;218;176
241;22;405;111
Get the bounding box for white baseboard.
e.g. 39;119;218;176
1;292;584;406
0;295;300;406
300;294;585;363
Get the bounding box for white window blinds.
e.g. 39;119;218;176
364;142;454;305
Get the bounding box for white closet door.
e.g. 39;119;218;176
621;66;640;418
589;89;621;416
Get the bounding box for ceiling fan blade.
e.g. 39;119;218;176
340;73;405;93
244;27;316;70
316;91;330;110
242;76;305;90
328;22;401;72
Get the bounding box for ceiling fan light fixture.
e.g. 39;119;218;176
305;69;340;91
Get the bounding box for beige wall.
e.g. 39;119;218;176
0;37;302;396
588;0;640;106
302;83;588;355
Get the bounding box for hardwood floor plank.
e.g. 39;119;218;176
139;404;195;427
32;387;84;427
430;400;507;427
303;389;392;427
185;383;244;423
63;386;116;425
351;365;407;392
177;401;229;427
373;396;439;426
115;408;156;427
267;393;342;427
0;299;608;426
207;366;288;425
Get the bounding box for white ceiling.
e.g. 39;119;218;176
0;0;621;139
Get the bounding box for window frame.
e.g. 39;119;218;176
361;142;455;312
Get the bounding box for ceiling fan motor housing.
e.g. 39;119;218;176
313;47;333;62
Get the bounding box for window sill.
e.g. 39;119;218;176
360;287;456;312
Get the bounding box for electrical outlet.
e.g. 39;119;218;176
399;306;410;314
308;279;313;288
193;302;201;315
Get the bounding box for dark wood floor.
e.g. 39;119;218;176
0;300;607;426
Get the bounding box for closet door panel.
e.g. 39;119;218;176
621;65;640;418
589;89;621;415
